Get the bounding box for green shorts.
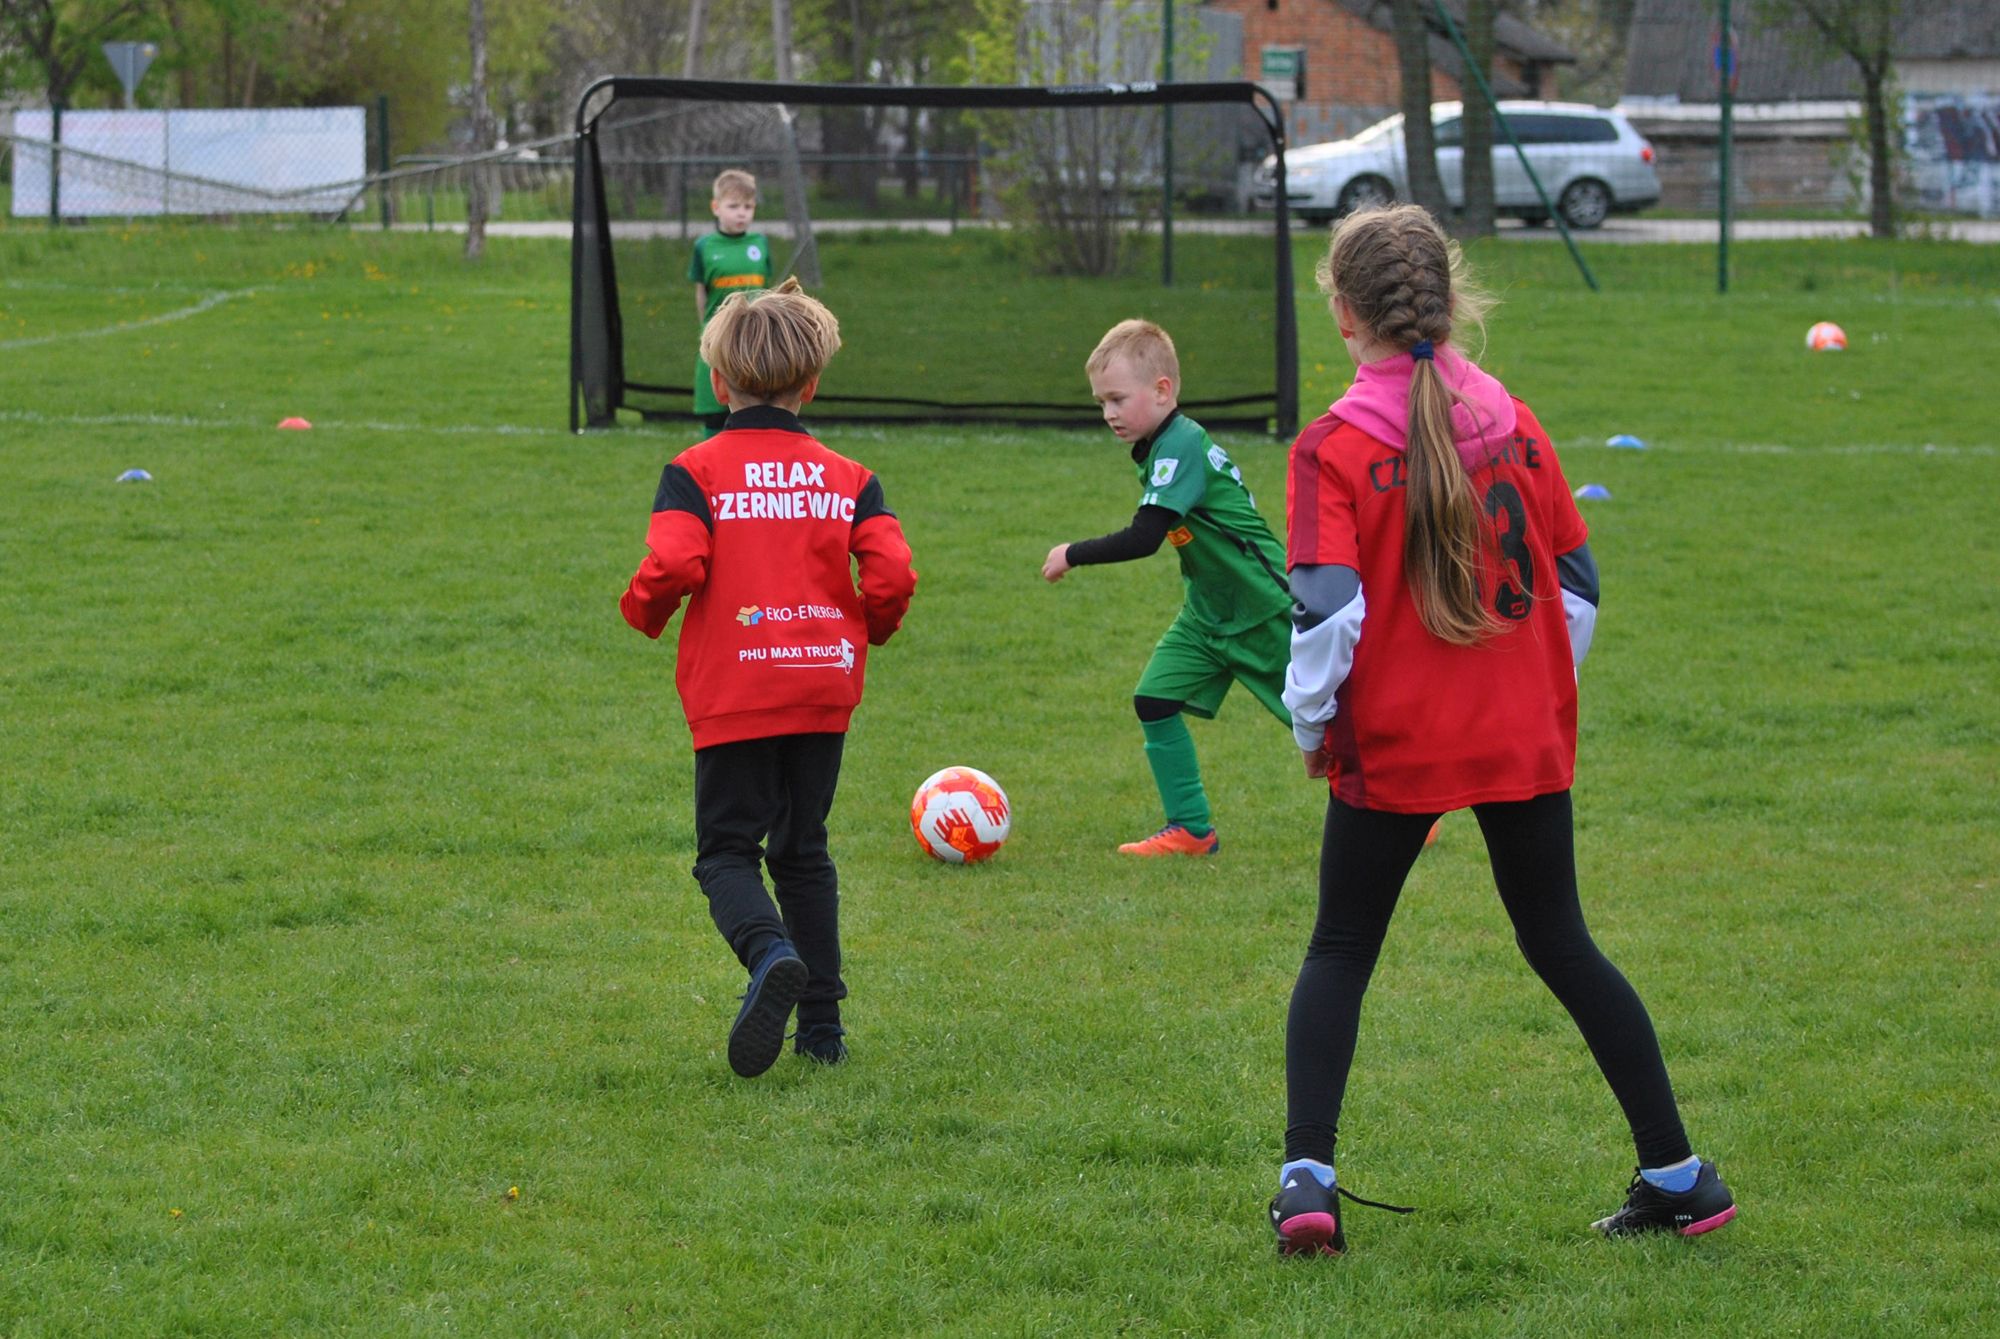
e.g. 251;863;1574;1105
1134;606;1291;726
693;354;724;415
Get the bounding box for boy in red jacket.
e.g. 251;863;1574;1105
620;278;917;1078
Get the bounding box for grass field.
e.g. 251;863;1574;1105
2;221;1997;1336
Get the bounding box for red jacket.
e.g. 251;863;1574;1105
620;407;916;748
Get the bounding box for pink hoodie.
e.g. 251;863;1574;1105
1328;344;1518;470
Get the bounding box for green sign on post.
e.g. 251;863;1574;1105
1260;47;1305;103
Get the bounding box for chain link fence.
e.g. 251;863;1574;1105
7;6;1993;248
1622;3;2000;224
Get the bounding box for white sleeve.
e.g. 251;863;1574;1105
1555;543;1600;670
1562;590;1596;669
1284;586;1365;752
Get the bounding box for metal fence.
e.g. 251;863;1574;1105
10;14;1993;242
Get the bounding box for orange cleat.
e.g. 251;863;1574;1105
1117;824;1220;856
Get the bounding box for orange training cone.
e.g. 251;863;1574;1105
278;416;313;430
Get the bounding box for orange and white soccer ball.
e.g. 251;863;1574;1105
1805;321;1847;351
910;766;1011;864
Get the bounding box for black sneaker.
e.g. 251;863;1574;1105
1269;1172;1345;1256
794;1022;847;1065
1593;1160;1738;1237
727;941;807;1078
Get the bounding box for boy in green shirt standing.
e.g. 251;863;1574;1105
688;169;774;432
1041;319;1294;856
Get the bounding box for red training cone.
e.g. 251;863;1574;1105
277;416;313;430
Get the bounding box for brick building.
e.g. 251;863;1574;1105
1201;0;1574;146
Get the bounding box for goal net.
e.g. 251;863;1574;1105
570;78;1298;435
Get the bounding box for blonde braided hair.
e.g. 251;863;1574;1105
1317;205;1501;645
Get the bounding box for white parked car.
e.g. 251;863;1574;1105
1254;101;1660;229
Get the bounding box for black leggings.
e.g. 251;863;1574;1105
1284;790;1692;1169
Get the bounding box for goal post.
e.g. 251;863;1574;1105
570;77;1297;437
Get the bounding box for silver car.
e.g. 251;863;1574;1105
1254;100;1661;229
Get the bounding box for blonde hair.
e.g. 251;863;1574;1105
711;168;758;203
1317;205;1500;645
699;276;841;400
1086;318;1180;393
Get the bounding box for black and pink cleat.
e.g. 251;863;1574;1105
1593;1160;1738;1237
1269;1173;1346;1257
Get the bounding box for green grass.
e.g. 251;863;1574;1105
1;221;1997;1335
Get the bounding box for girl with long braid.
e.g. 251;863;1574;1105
1269;205;1735;1255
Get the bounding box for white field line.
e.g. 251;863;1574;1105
1;278;230;294
0;408;575;438
0;288;256;351
0;408;1990;456
1558;438;1995;457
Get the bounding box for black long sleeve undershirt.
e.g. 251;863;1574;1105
1066;505;1178;566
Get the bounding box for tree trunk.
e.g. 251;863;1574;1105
820;1;878;207
160;0;193;107
1459;0;1495;237
674;0;707;226
465;0;492;261
683;0;706;75
1861;66;1895;238
771;0;794;80
1393;0;1448;220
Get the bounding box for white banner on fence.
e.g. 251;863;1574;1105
1906;94;2000;220
10;107;366;218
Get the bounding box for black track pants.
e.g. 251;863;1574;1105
691;732;847;1027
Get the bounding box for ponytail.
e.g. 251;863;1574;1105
1318;203;1502;646
1403;359;1498;644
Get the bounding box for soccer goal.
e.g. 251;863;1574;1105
570;77;1298;435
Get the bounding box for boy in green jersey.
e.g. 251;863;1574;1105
1041;319;1294;856
688;169;774;432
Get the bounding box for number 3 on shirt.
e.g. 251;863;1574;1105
1483;481;1535;623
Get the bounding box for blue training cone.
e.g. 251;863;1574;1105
116;468;153;483
1574;483;1612;501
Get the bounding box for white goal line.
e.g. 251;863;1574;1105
0;289;256;351
0;409;1989;457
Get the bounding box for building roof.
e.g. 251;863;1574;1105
1896;6;2000;60
1625;0;2000;104
1334;0;1576;99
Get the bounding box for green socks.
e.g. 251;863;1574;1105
1140;713;1212;836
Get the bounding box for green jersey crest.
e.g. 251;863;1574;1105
1135;413;1291;634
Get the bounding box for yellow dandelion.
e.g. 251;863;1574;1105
506;1186;520;1201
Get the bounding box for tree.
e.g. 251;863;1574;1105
1509;0;1633;105
1759;0;1901;237
1392;0;1448;220
795;0;981;206
0;0;154;108
1456;0;1495;238
465;0;493;259
959;0;1166;276
139;0;467;145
